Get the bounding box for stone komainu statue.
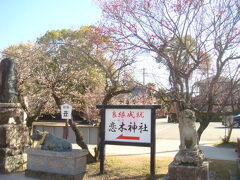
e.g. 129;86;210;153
31;130;72;152
173;109;205;166
0;58;19;103
179;109;199;151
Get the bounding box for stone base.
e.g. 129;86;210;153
26;148;88;175
0;124;29;148
173;149;205;166
0;124;29;173
168;161;209;180
25;170;87;180
0;154;26;173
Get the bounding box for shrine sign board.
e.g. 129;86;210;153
105;109;151;143
97;105;161;177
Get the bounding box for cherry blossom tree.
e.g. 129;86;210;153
97;0;240;139
2;26;136;121
1;26;136;162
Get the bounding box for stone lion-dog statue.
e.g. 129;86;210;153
179;109;199;151
30;130;72;152
174;109;204;166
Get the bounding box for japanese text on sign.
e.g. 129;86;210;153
61;104;72;119
105;109;151;143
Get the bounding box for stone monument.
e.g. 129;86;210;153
0;58;19;103
168;109;209;180
26;130;88;180
0;58;29;173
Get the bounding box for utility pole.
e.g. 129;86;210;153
143;68;146;86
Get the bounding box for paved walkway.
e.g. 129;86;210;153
85;139;238;161
0;172;39;180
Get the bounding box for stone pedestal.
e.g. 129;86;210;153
25;148;88;179
0;103;29;173
0;124;29;149
0;124;29;172
173;149;205;166
168;161;209;180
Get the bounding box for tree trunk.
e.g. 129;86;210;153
223;122;237;143
197;113;212;140
52;92;62;109
224;126;233;143
68;119;97;163
102;93;113;105
197;119;210;140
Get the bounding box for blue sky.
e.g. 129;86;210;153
0;0;166;86
0;0;101;51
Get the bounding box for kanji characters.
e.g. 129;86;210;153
108;121;149;134
112;111;145;119
118;122;127;132
138;123;148;133
136;112;144;118
109;110;149;134
128;122;137;133
112;111;117;118
127;111;135;118
63;111;68;117
118;111;125;118
109;122;117;132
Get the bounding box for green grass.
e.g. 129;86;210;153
87;156;237;180
209;159;237;179
87;156;171;179
213;141;237;148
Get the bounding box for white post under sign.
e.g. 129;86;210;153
61;104;72;119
